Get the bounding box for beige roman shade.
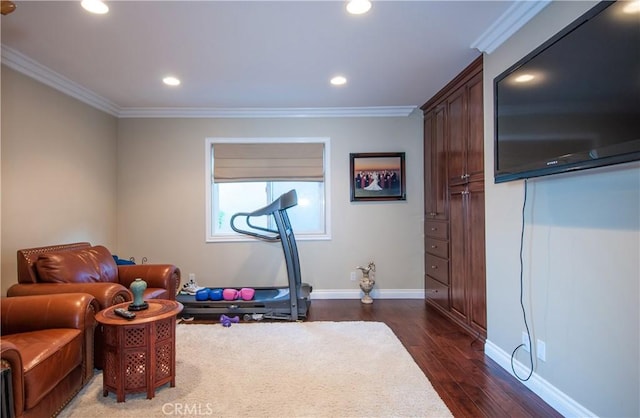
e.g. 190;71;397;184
213;142;325;183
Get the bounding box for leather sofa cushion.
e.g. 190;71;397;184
2;329;83;410
36;245;118;283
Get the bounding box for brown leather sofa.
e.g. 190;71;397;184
1;293;97;418
6;242;181;368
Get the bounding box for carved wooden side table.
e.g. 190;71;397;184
95;299;183;402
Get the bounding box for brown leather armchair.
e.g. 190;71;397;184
8;242;181;304
1;293;98;418
6;242;181;368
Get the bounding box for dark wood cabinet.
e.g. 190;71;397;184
422;56;486;339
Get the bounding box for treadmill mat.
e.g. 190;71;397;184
176;287;290;306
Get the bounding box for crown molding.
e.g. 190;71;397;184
2;44;416;119
1;45;120;116
117;106;417;118
471;0;552;54
2;2;551;118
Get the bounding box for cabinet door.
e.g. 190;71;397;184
448;184;467;321
447;89;466;186
467;181;486;333
424;113;435;216
424;104;448;220
433;104;447;219
466;73;484;184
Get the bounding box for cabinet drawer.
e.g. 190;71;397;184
426;275;449;310
425;254;449;285
425;237;448;258
425;220;448;240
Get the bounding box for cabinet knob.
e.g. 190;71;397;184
431;245;437;249
431;265;438;269
431;227;437;231
429;212;437;217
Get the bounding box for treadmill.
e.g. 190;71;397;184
176;189;312;320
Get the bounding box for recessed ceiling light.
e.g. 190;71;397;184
514;74;535;83
163;76;181;86
346;0;371;15
81;0;109;15
330;76;347;86
623;0;640;14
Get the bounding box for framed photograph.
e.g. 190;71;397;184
350;152;406;202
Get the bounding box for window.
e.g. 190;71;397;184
205;138;331;242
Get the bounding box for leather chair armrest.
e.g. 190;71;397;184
0;293;97;335
1;341;24;418
6;283;131;310
118;264;181;299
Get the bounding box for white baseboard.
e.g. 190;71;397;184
485;340;597;418
311;289;424;300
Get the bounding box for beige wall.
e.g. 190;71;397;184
1;65;424;297
116;114;425;294
484;2;639;416
0;67;118;292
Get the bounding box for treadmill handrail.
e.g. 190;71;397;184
230;190;297;241
230;212;280;241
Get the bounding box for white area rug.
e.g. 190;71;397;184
60;321;452;417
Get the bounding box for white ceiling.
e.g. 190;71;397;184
0;1;548;117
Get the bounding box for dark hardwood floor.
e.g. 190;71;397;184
306;299;561;418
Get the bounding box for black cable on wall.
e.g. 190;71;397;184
511;178;534;381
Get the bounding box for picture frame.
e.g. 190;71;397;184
350;152;406;202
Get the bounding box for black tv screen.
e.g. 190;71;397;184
494;0;640;183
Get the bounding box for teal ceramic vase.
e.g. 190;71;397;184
129;278;148;311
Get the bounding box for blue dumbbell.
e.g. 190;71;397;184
195;288;210;301
208;288;223;301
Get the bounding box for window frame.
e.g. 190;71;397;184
205;137;331;243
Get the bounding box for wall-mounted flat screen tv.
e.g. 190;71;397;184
494;0;640;183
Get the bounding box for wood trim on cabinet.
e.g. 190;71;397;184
423;55;486;340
